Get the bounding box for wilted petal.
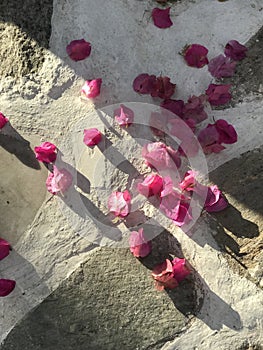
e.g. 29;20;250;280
160;191;181;221
173;202;192;227
205;185;228;212
152;76;176;99
108;190;131;218
149;112;167;137
83;128;102;147
224;40;247;61
142;142;181;170
183;95;208;123
137;174;163;197
129;228;152;258
0;112;8;129
208;54;236;78
161;99;185;118
160;176;174;197
0;238;10;260
114;104;134;127
0;279;16;297
152;259;178;290
183;44;209;68
152;7;173;29
133;73;157;94
198;125;225;154
215;119;237;144
172;258;190;283
66;39;91;61
46;166;73;195
205;84;232;106
81;79;102;98
34;142;57;163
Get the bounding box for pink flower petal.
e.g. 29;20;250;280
152;7;173;29
133;74;157;95
114;104;134;127
173;202;192;227
81;79;102;99
198;124;225;154
172;258;190;283
137;174;163;197
142;142;181;170
215;119;237;144
0;112;9;129
224;40;247;61
0;279;16;297
208;54;236;78
205;185;228;212
46;166;73;195
34;142;57;163
151;76;176;99
83;128;102;147
108;190;131;218
161;99;185;118
152;259;178;290
149;112;167;137
183;94;208;123
205;84;232;106
129;228;152;258
160;176;174;197
0;238;10;260
183;44;209;68
160;191;181;221
66;39;91;61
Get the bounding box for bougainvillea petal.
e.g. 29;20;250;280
137;174;163;197
133;74;157;95
183;44;209;68
114;104;134;127
46;166;73;195
215;119;237;144
0;112;8;129
160;191;181;221
152;7;173;29
34;142;57;163
205;84;232;106
208;54;236;78
183;94;208;123
129;228;152;258
172;258;190;283
198;125;225;154
151;76;176;99
81;79;102;98
142;142;181;170
149;112;167;137
205;185;228;212
160;176;174;197
0;279;16;297
66;39;91;61
224;40;248;61
152;259;178;290
108;190;131;218
83;128;102;147
0;238;10;260
161;99;185;118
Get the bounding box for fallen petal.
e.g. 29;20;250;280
137;174;163;197
172;258;190;282
108;190;131;218
81;79;102;99
66;39;91;61
224;40;247;61
83;128;102;147
114;104;134;127
34;142;57;163
183;44;209;68
205;84;232;106
208;54;236;78
129;228;152;258
0;279;16;297
152;7;173;29
0;112;9;129
0;238;10;260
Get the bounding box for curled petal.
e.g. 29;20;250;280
0;279;16;297
224;40;247;61
0;238;10;260
183;44;209;68
83;128;102;147
198;125;225;154
114;104;134;127
81;79;102;99
160;191;181;221
215;119;237;144
172;258;190;283
46;166;73;195
152;259;178;290
129;228;152;258
0;112;8;129
108;190;131;218
152;7;173;29
183;95;208;123
66;39;91;61
205;84;232;106
137;174;163;197
151;76;176;99
34;142;57;163
205;185;228;212
160;176;174;197
208;54;236;78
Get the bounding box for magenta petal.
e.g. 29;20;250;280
172;258;190;282
0;112;9;129
152;7;173;29
81;79;102;99
137;174;163;197
83;128;102;146
129;228;152;258
46;166;73;195
183;44;209;68
0;279;16;297
161;99;185;118
205;84;232;106
198;124;225;154
152;76;176;99
215;119;237;144
0;238;10;260
183;94;208;123
133;74;157;95
108;190;131;218
114;104;134;127
66;39;91;61
208;54;236;78
173;202;192;227
205;185;228;212
224;40;247;61
142;142;181;170
34;142;57;163
160;191;181;221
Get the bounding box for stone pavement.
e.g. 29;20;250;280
0;1;263;349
